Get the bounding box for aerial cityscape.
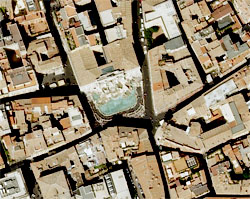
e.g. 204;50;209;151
0;0;249;198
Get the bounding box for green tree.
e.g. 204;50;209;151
0;7;6;15
144;26;159;49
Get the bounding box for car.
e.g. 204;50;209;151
141;30;145;37
49;83;57;88
143;46;147;54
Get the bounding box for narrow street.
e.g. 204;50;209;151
131;1;171;198
131;1;156;121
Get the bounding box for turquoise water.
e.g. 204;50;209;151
92;93;100;101
96;90;137;116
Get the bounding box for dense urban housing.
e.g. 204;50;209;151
0;0;249;198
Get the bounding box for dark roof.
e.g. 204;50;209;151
75;26;84;36
164;36;185;51
222;34;249;59
190;184;209;196
229;101;245;134
101;66;114;75
218;15;233;29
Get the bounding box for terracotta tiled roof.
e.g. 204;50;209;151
31;97;51;104
60;117;71;129
212;3;233;20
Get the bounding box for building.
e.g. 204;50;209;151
0;169;30;199
155;123;204;154
104;169;131;199
164;36;186;53
75;134;107;179
0;0;13;19
0;23;26;55
207;138;250;195
52;0;142;123
14;10;49;37
74;178;110;199
2;134;26;163
12;0;45;16
69;38;143;123
27;34;64;75
142;0;181;39
161;151;209;199
31;146;85;187
55;0;134;51
233;0;250;24
173;157;188;172
155;80;250;153
94;0;116;27
73;0;91;6
222;34;249;60
1;96;91;162
37;170;73;199
1;67;39;98
97;0;134;43
148;40;203;115
54;1;87;51
231;66;250;90
77;11;97;31
211;3;234;21
0;104;11;137
178;0;250;78
200;93;250;151
104;25;127;43
0;23;40;99
100;126;153;162
129;154;165;199
222;144;243;174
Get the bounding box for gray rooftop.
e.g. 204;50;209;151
222;34;249;59
195;26;214;39
229;101;245;134
0;12;3;22
78;35;87;46
0;27;3;40
26;0;37;11
101;66;114;75
60;8;68;21
78;185;95;199
230;101;242;124
0;177;21;197
75;26;84;36
190;184;209;196
231;123;245;134
164;36;185;51
218;15;233;30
